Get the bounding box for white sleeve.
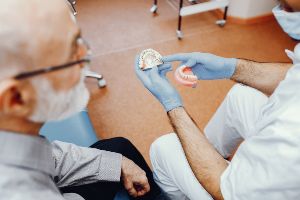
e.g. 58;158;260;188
52;141;122;188
220;114;300;200
220;63;300;200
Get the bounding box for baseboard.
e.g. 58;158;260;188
213;9;276;25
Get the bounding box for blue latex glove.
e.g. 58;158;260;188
134;56;183;112
163;53;237;80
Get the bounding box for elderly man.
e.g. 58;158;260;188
136;1;300;200
0;0;167;200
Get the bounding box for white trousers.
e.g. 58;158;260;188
150;84;269;200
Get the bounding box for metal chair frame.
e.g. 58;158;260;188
150;0;229;39
66;0;106;88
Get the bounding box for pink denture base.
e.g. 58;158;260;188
174;66;197;88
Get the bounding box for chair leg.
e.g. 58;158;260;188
188;0;197;4
150;0;158;13
85;70;107;88
223;6;228;20
176;0;184;39
66;0;77;15
216;6;228;27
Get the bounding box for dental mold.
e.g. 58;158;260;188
139;49;164;70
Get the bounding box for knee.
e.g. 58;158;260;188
226;84;266;112
113;137;133;146
150;133;178;167
112;137;136;153
224;84;258;115
226;84;246;104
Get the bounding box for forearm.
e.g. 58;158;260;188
231;59;292;95
52;141;122;188
167;107;228;200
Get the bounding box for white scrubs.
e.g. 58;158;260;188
150;62;300;199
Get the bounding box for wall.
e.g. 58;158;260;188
227;0;278;18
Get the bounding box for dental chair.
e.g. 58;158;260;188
40;110;98;147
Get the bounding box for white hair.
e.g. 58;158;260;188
0;0;73;80
0;0;89;123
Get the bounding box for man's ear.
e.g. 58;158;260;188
0;79;36;118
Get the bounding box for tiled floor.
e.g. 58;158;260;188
77;0;297;164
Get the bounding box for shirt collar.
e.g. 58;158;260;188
0;131;55;176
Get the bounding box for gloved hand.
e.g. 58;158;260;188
135;56;182;112
163;53;237;80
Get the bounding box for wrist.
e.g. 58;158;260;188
163;99;183;112
224;58;238;79
230;59;243;81
167;106;185;115
121;156;128;176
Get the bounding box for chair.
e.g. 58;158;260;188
40;110;98;147
85;69;107;88
150;0;229;39
66;0;107;88
67;0;77;15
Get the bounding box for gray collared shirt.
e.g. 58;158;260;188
0;131;122;200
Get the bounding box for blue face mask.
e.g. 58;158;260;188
273;5;300;40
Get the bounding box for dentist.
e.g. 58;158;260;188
135;0;300;199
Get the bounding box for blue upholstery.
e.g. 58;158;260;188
40;110;98;147
40;110;130;200
114;189;131;200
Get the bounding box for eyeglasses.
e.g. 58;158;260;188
13;37;91;81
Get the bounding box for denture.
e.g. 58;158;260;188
139;49;164;70
139;49;197;87
174;65;198;88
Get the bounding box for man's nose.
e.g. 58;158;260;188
77;38;91;58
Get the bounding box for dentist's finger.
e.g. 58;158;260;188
135;55;147;77
162;53;189;62
183;58;197;68
158;63;172;72
134;55;151;86
148;66;162;81
160;64;173;77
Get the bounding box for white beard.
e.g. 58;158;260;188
29;70;90;123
